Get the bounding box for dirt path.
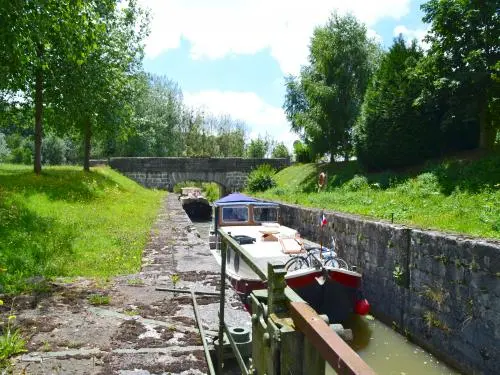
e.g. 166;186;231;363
3;194;249;375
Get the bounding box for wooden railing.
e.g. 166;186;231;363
217;229;377;375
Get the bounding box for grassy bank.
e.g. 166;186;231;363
0;164;166;294
255;153;500;239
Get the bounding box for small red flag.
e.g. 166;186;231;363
320;214;327;227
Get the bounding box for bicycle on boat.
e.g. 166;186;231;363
284;237;349;271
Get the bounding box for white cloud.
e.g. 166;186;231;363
140;0;411;75
393;25;430;50
184;90;298;149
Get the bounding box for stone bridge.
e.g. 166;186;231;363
103;157;290;193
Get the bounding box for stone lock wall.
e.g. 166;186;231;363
104;157;290;192
278;203;500;375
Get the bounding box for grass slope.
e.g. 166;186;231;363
0;164;166;293
256;153;500;239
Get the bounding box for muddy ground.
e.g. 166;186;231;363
2;194;250;375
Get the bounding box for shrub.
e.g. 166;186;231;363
64;137;82;165
395;172;441;198
9;137;32;165
247;164;277;192
343;175;369;192
202;182;220;202
42;134;66;165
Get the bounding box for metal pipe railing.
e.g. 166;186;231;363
217;238;228;374
191;291;216;375
155;287;220;296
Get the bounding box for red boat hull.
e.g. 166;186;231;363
228;267;369;322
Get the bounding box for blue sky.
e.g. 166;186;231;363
140;0;429;148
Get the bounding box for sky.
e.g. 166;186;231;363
140;0;429;149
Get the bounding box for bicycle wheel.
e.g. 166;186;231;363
324;257;339;268
285;256;309;271
336;258;349;270
324;257;349;270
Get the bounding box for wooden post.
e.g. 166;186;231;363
267;261;287;315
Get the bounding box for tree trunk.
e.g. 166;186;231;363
34;68;43;175
83;118;92;172
479;99;494;150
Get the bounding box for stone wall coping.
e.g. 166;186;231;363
278;200;500;247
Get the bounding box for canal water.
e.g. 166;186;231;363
190;219;460;375
326;315;459;375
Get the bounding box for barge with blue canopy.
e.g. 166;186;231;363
180;187;212;220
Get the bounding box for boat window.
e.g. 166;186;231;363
253;206;278;223
222;206;249;222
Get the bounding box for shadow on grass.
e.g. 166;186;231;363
429;153;500;195
297;152;500;195
0;197;76;294
0;167;126;203
298;161;411;192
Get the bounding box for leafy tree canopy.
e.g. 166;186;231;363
421;0;500;149
284;13;380;162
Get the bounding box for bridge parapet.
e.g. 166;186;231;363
104;157;290;192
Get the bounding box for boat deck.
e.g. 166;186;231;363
218;225;321;278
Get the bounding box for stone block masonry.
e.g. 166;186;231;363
103;157;290;193
279;203;500;375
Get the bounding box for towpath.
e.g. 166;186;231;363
5;194;249;374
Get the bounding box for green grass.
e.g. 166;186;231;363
0;315;27;367
88;294;111;306
254;153;500;239
0;164;166;294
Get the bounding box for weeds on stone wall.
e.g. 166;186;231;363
421;286;446;309
392;265;405;286
423;310;451;333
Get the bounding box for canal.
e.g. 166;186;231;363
190;219;460;375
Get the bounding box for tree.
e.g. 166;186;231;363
51;0;149;171
116;76;248;158
210;115;247;157
120;74;184;157
271;142;290;158
421;0;500;149
0;0;110;174
355;36;438;169
246;135;272;158
293;140;313;163
284;13;379;162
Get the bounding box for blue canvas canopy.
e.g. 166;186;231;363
214;193;278;206
215;193;257;204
